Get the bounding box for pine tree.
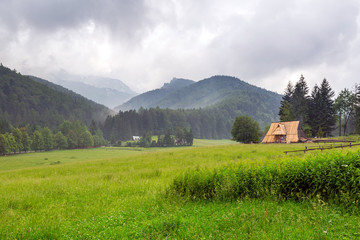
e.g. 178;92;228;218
279;82;294;121
291;75;309;124
319;79;335;136
308;85;323;137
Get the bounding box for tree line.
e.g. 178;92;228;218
279;75;360;137
102;107;234;141
0;119;107;155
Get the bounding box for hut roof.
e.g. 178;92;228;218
262;121;306;143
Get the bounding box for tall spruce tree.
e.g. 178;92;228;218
291;75;309;125
319;79;335;136
279;82;294;121
308;85;323;137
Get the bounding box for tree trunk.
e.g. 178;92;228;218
339;114;341;136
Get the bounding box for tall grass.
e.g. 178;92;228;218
168;150;360;207
2;141;360;238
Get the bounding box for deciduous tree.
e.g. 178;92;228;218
231;116;259;143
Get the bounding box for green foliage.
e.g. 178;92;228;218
139;131;152;147
20;128;31;151
41;127;54;151
169;150;360;207
279;82;294;122
231;116;259;143
279;76;336;137
0;134;6;154
335;88;356;135
54;131;68;149
12;128;23;152
291;75;309;124
0;115;12;134
31;130;44;151
0;120;104;153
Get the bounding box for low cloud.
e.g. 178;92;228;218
0;0;359;94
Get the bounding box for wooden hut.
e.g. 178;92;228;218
262;121;307;143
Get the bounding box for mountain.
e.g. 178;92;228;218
108;76;282;139
116;75;282;126
50;70;136;109
115;78;195;111
0;64;112;129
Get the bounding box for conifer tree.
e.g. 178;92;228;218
308;85;323;137
279;81;294;121
291;75;309;124
319;78;335;136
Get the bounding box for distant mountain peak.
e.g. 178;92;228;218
48;70;136;109
161;78;195;89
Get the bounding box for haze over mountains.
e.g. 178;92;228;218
116;76;282;120
0;65;111;129
49;70;137;109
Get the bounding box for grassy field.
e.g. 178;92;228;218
1;139;360;239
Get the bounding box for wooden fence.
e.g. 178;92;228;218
284;142;360;155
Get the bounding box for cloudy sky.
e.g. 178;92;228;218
1;0;360;94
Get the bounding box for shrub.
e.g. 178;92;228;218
168;150;360;206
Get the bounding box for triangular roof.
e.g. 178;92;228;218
262;121;306;143
272;123;287;135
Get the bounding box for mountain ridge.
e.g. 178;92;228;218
0;65;112;129
116;75;281;111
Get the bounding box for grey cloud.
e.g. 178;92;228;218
1;0;360;94
0;0;154;39
206;0;359;80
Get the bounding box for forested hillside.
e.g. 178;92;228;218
0;65;112;129
107;76;282;140
117;76;282;113
103;90;281;140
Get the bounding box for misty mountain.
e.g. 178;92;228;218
117;75;280;110
0;65;112;129
116;78;195;111
50;70;136;109
113;75;282;132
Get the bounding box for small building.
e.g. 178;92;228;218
132;136;140;141
262;121;307;143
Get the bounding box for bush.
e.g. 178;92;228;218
168;150;360;207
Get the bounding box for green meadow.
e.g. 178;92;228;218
1;139;360;239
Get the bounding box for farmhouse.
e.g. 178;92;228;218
262;121;307;143
132;136;140;141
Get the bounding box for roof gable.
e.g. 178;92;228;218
272;124;286;135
